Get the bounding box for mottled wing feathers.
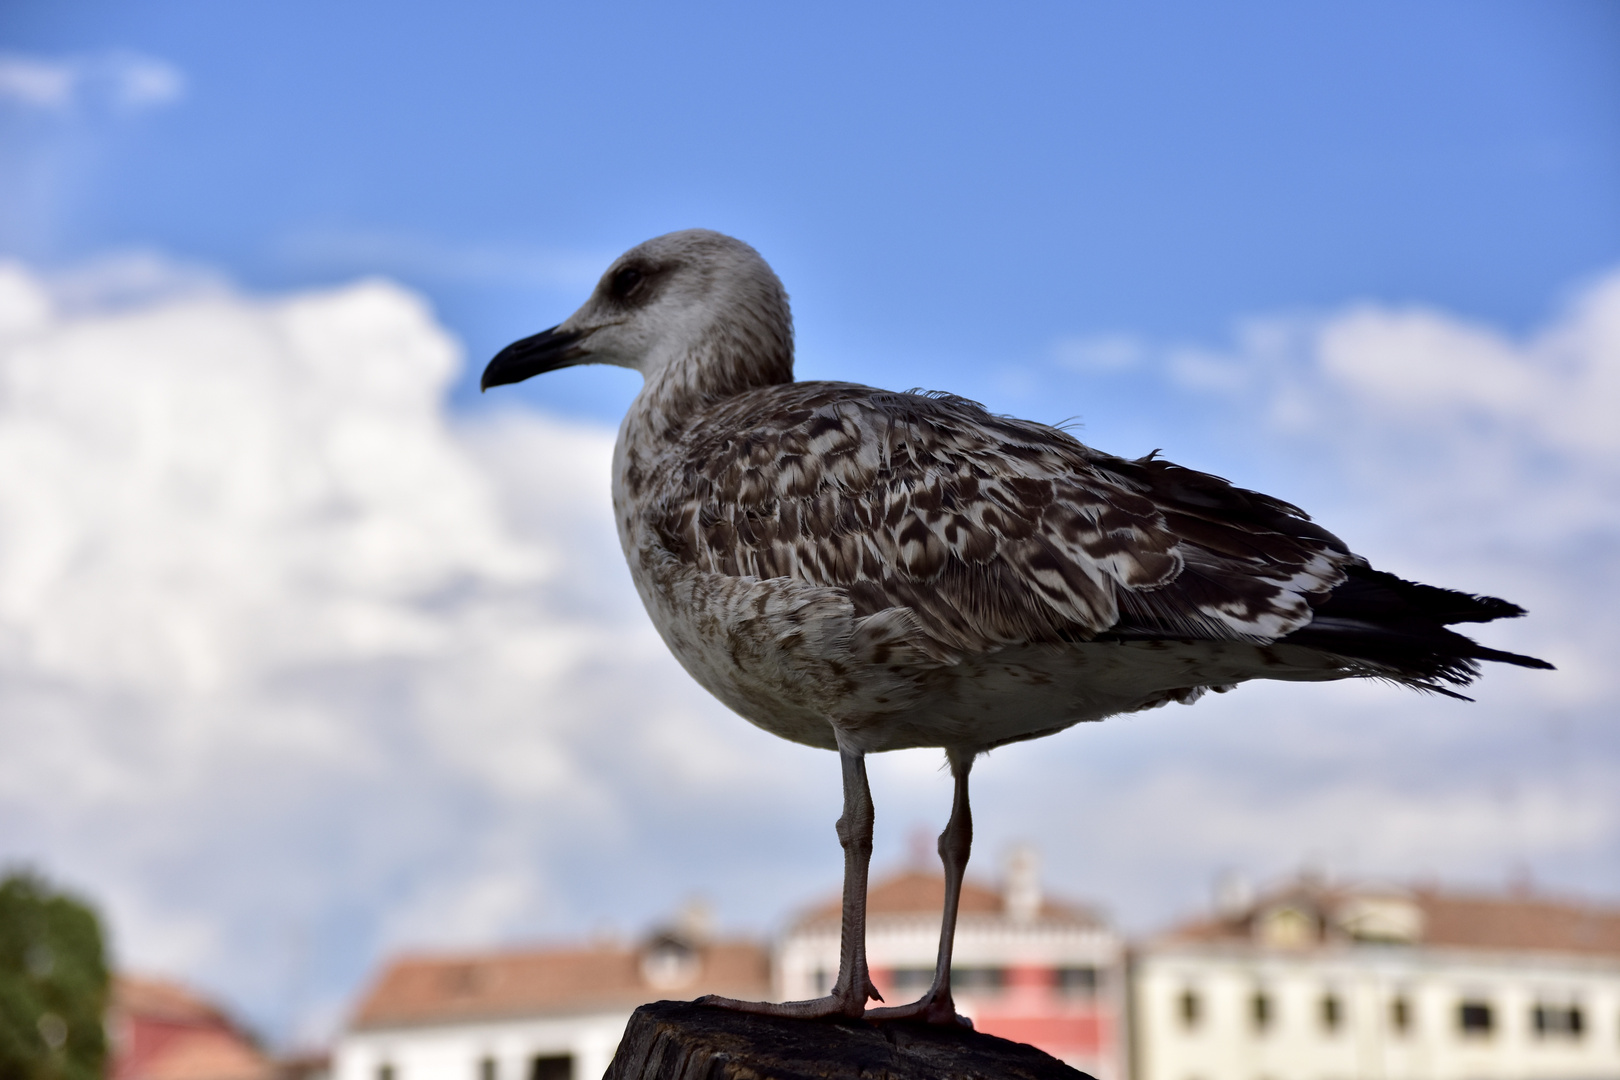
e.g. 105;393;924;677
648;382;1353;661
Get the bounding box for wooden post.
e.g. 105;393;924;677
606;999;1095;1080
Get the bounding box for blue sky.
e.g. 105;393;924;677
2;0;1618;1049
6;0;1618;421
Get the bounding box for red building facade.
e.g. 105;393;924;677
109;976;275;1080
776;859;1124;1077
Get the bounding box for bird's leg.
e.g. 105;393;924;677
698;744;881;1018
867;748;975;1027
826;744;883;1012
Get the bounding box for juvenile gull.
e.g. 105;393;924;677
482;229;1552;1025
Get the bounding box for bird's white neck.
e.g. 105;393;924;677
623;321;794;448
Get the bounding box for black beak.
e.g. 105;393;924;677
481;325;590;391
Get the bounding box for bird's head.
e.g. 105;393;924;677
481;229;794;396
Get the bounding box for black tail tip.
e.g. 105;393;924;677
1477;646;1555;671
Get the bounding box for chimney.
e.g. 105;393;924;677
1004;846;1042;923
675;897;714;942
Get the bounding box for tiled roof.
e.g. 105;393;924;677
1418;889;1620;954
791;869;1101;929
350;939;770;1029
1163;879;1620;957
110;976;272;1080
114;976;233;1027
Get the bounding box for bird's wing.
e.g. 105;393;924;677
649;382;1354;661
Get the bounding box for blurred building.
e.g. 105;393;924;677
110;975;276;1080
775;853;1126;1078
1131;877;1620;1080
333;858;1123;1080
334;868;1620;1080
333;921;768;1080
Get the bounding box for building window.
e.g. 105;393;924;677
951;967;1005;995
478;1058;496;1080
1179;989;1202;1030
1458;1000;1494;1036
1258;905;1316;948
529;1056;571;1080
378;1065;395;1080
1391;996;1411;1035
1533;1004;1584;1039
1252;991;1273;1034
1056;967;1101;996
1321;993;1343;1033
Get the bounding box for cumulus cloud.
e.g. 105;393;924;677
0;56;77;110
41;251;233;315
1166;277;1620;695
0;261;53;333
0;261;820;1043
0;51;185;113
1051;333;1145;374
0;258;1616;1048
1001;271;1620;927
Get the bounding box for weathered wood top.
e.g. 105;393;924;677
606;999;1096;1080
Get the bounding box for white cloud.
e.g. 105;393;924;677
0;261;805;1041
1002;271;1620;927
0;261;53;333
0;56;77;109
41;251;232;314
1315;277;1620;457
1104;761;1614;883
0;277;529;699
1051;333;1144;373
0;51;185;113
106;52;186;111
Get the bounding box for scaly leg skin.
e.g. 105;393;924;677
867;749;976;1028
699;745;882;1019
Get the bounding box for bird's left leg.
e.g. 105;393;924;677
698;741;881;1018
867;748;975;1027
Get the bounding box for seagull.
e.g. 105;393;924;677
482;229;1552;1026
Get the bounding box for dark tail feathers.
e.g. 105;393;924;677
1280;564;1554;695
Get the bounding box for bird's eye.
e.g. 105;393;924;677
610;266;645;299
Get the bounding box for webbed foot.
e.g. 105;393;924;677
866;989;973;1028
696;988;876;1020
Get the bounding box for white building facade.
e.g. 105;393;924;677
1133;881;1620;1080
334;932;769;1080
338;1012;626;1080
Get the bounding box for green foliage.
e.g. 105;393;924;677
0;871;110;1080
